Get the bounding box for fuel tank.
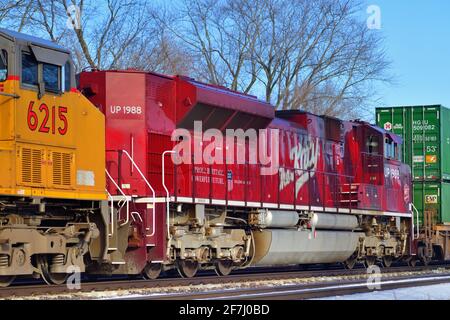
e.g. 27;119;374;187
310;213;358;231
252;229;363;266
250;210;299;228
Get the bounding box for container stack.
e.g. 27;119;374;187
376;105;450;225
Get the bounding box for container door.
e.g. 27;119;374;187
441;182;450;224
441;107;450;181
413;182;441;226
411;107;440;181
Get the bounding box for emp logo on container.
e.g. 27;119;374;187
171;121;280;176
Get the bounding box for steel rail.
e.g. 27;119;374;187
1;264;449;299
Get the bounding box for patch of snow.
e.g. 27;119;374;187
316;283;450;300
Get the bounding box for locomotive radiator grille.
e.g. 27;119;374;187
20;148;43;185
52;151;73;188
53;152;62;185
17;145;74;190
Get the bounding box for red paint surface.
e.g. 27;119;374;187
79;70;412;262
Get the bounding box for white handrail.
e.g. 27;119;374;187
131;211;143;223
162;150;176;241
411;202;420;239
106;189;114;236
121;150;156;237
105;169;130;227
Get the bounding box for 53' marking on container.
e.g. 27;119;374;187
27;101;68;135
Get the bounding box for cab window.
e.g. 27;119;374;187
22;53;38;86
0;50;7;82
64;61;71;92
384;137;400;160
366;135;380;155
43;63;60;92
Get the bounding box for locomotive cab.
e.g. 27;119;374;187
356;122;411;214
0;28;106;200
0;29;106;287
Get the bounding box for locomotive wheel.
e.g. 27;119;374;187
344;253;358;270
176;260;199;278
143;263;162;280
421;256;430;266
36;255;68;285
0;276;15;288
418;247;431;266
214;259;234;276
408;257;418;268
381;256;393;268
364;256;377;268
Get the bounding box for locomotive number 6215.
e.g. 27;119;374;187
27;101;68;135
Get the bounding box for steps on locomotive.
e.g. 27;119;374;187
338;183;361;207
107;210;129;265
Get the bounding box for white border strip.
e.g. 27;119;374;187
228;200;246;206
130;197;411;218
263;203;278;209
247;202;261;207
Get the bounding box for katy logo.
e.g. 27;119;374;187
384;122;392;131
279;136;320;197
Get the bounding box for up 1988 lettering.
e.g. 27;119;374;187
110;105;143;115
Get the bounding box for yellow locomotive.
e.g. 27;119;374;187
0;29;106;286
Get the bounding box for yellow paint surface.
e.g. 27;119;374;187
0;78;106;201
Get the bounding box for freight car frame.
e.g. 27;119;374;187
377;105;450;263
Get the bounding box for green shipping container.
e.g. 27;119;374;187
376;105;450;224
412;182;450;225
376;105;450;181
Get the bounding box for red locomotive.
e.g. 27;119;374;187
0;29;415;287
78;69;413;279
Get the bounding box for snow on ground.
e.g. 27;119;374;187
317;283;450;300
5;268;450;300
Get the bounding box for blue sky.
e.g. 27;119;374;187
364;0;450;109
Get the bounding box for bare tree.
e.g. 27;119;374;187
0;1;36;29
157;0;262;92
0;0;390;119
58;0;153;70
158;0;391;119
272;0;391;118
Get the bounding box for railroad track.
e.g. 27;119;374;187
0;264;449;299
142;274;450;300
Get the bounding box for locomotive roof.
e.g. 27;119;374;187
0;28;70;53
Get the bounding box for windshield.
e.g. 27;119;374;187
0;50;7;82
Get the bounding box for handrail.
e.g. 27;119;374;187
120;150;157;237
106;189;114;237
411;202;420;239
0;92;19;99
105;168;130;227
162;150;176;241
131;211;143;223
